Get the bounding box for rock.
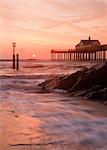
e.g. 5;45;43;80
39;67;88;90
55;71;83;90
39;62;107;101
104;101;107;105
39;75;65;89
87;88;107;101
72;85;102;97
69;62;107;93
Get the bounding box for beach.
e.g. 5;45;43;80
0;60;107;150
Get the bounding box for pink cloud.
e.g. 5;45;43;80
0;0;107;59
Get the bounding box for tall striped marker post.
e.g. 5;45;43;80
12;42;16;69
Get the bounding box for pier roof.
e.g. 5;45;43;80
76;40;100;47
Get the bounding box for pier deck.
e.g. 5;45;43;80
51;46;107;61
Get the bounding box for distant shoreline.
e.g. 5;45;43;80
0;59;51;62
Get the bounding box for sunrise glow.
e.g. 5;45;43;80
0;0;107;59
32;54;36;58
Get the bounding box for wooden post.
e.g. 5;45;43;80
52;53;54;60
74;52;75;60
101;51;103;61
67;53;68;60
81;53;82;61
83;53;84;61
54;51;55;60
79;52;80;60
97;51;98;60
51;53;52;60
12;42;16;69
91;53;92;61
86;53;87;61
69;52;70;60
96;51;98;60
70;52;71;60
51;52;54;60
16;54;19;70
79;53;81;61
98;51;100;60
64;53;65;60
77;52;79;60
74;53;75;60
101;51;102;60
80;53;81;61
88;53;90;61
77;52;79;61
61;53;62;60
62;53;64;60
60;53;62;60
103;50;106;61
94;52;96;61
13;54;15;69
65;53;67;60
59;53;61;60
74;53;75;61
99;51;101;60
78;53;80;60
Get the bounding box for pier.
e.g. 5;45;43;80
51;37;107;61
51;48;107;61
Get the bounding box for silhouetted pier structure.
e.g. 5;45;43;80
51;37;107;61
51;48;107;61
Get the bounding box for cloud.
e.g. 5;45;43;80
0;0;107;55
1;0;106;30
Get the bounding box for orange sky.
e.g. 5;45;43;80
0;0;107;59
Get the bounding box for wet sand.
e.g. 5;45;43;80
0;91;107;150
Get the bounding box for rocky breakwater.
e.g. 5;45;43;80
39;62;107;103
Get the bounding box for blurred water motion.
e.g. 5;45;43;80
0;60;107;150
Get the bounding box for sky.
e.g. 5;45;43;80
0;0;107;59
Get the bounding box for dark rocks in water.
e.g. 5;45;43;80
39;62;107;102
52;71;82;90
39;67;88;90
39;75;65;89
69;63;107;93
87;88;107;100
55;68;88;90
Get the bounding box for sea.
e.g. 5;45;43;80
0;60;107;150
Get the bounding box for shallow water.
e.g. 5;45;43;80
0;60;107;150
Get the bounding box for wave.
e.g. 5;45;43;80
0;74;59;94
0;83;43;94
0;74;54;79
23;64;45;68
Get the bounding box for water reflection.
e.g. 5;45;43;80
0;91;107;150
0;60;107;150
